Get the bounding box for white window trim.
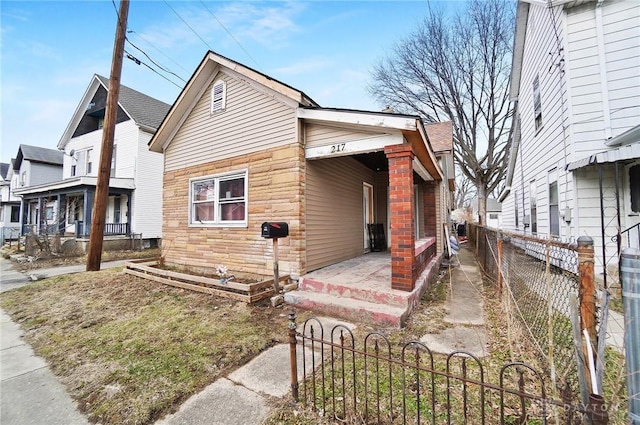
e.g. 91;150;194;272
210;80;227;114
189;169;248;227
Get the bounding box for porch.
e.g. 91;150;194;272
285;237;441;327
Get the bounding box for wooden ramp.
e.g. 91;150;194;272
124;260;288;303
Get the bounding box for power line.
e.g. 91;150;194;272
199;0;261;70
125;50;183;89
127;29;191;74
163;0;213;51
125;37;187;83
111;0;187;88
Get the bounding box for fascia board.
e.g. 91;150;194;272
297;108;418;131
510;2;530;101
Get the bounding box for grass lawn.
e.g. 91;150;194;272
0;267;304;425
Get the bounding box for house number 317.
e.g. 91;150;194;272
330;143;346;153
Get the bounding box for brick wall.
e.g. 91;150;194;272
161;143;305;278
385;144;415;291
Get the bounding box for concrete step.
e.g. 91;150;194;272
284;290;409;328
299;277;410;308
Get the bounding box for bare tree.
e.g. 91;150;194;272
369;0;514;224
455;171;476;210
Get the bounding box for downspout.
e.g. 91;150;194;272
595;0;612;140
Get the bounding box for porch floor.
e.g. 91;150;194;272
286;239;441;327
301;251;393;293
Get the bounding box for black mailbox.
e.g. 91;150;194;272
261;222;289;239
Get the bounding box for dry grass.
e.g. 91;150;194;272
0;267;303;424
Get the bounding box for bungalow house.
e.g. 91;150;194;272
149;51;454;325
499;0;639;287
13;75;170;250
0;161;21;243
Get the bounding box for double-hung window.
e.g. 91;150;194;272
190;170;247;226
533;75;543;131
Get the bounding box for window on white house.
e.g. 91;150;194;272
20;171;26;186
110;145;117;177
549;181;559;236
86;149;93;175
191;171;247;225
211;80;226;114
533;75;543;131
10;206;20;223
630;164;640;213
11;205;20;223
515;192;519;227
530;180;537;234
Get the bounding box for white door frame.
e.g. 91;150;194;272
363;183;374;250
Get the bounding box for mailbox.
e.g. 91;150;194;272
261;222;289;239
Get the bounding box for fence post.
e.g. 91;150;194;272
497;233;503;296
288;310;299;402
621;248;640;424
577;236;597;394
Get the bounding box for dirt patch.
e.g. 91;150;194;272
13;248;161;271
0;268;310;424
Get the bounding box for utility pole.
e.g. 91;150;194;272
86;0;129;271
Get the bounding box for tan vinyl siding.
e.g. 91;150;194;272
305;123;390;149
165;72;297;171
306;156;375;271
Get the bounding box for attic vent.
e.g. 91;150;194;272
211;80;226;114
86;102;95;111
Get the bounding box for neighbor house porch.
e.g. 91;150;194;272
14;176;134;239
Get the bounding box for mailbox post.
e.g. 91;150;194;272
261;222;289;295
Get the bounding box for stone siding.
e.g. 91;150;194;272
161;143;305;278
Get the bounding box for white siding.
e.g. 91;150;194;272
132;130;163;238
504;4;574;240
165;72;297;172
566;0;640;158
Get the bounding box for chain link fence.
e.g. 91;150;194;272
468;224;585;400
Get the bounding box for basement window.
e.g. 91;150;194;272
210;80;227;114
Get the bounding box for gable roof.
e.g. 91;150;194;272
0;163;9;180
95;75;171;130
14;144;64;170
58;75;171;149
149;50;319;153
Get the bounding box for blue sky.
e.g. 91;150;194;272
1;1;462;164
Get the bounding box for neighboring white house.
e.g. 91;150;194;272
499;0;640;283
0;161;21;242
13;75;170;248
470;198;502;228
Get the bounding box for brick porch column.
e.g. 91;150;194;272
423;181;437;237
385;144;415;292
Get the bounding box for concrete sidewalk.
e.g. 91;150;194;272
1;308;90;425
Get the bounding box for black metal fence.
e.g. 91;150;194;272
288;314;589;424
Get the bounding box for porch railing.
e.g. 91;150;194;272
22;223;58;236
75;221;131;238
617;222;640;250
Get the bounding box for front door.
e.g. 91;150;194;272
363;183;374;250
